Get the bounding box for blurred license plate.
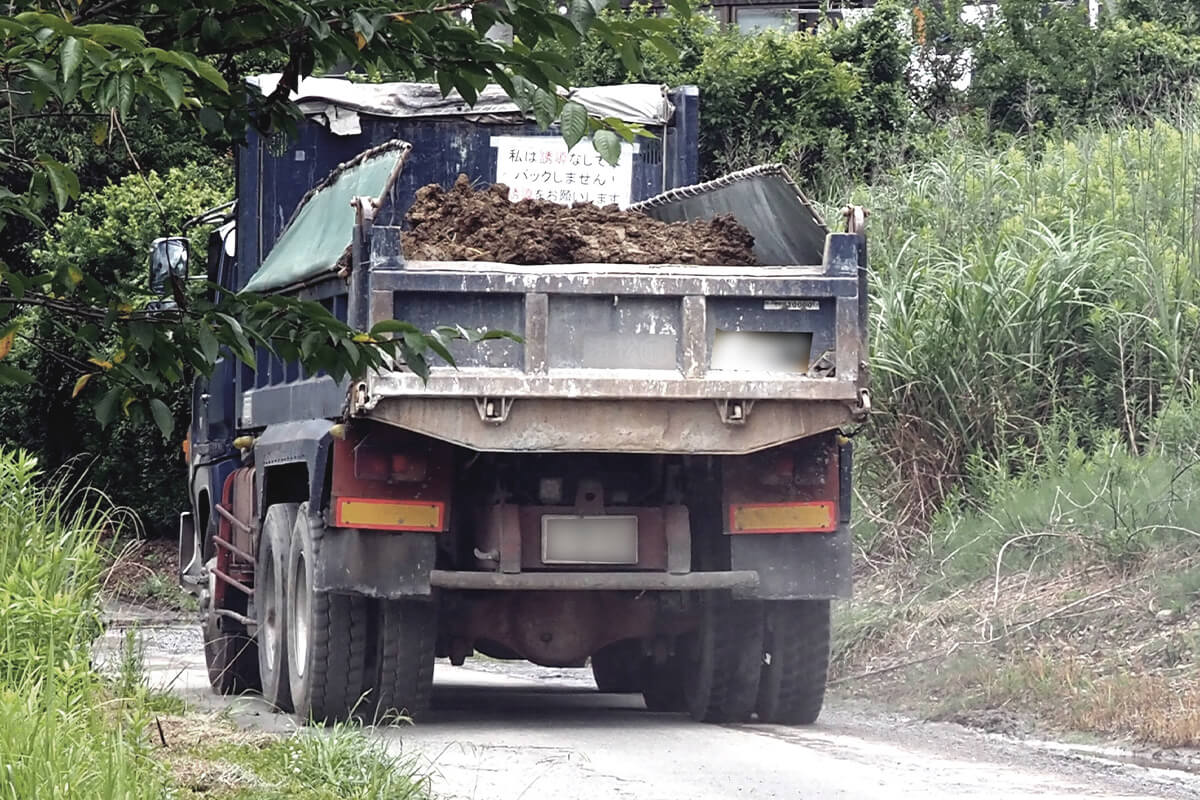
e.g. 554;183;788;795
541;515;639;565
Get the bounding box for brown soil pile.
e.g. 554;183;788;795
403;175;756;265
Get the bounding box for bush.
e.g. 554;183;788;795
968;1;1200;133
0;164;231;539
563;2;914;180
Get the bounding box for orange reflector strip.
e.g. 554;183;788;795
729;502;836;534
335;498;444;532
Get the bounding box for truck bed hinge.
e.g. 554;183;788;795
475;397;513;424
716;399;754;425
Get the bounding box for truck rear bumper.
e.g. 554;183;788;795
429;569;759;591
361;397;859;454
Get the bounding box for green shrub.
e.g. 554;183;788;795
0;164;231;539
929;438;1200;580
968;1;1200;133
0;447;173;799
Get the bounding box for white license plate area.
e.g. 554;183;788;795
541;515;639;565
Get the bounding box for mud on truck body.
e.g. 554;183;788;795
171;75;870;725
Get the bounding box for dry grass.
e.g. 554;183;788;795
154;715;273;797
832;552;1200;747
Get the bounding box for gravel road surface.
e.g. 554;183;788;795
97;617;1200;800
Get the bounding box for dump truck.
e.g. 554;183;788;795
163;75;870;725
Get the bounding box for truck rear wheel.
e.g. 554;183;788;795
367;598;437;723
287;504;369;723
202;531;259;695
684;593;763;723
642;652;686;712
755;599;831;725
591;640;644;693
256;503;297;712
203;607;259;695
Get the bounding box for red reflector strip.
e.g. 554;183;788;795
728;502;837;534
335;497;445;532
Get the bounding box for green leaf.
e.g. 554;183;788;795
369;319;420;336
160;68;185;108
78;23;146;51
648;36;680;63
23;60;58;91
619;39;640;75
0;365;32;386
95;386;123;426
560;101;588;149
568;0;597;31
425;334;457;368
189;57;228;92
532;87;557;129
150;398;174;439
592;129;622;166
667;0;693;19
36;156;80;210
197;324;219;364
61;37;83;82
129;320;154;350
117;72;135;118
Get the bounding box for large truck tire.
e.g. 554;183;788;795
684;593;764;723
367;598;437;723
202;530;260;695
203;609;259;695
642;652;687;712
286;503;370;724
756;599;831;725
256;503;298;712
591;639;644;694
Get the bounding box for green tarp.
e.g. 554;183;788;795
241;140;411;293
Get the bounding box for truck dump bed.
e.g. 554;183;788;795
352;165;869;454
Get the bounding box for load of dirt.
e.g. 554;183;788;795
402;175;757;265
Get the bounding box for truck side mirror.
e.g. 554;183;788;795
149;236;190;296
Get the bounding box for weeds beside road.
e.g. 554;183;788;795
0;447;430;800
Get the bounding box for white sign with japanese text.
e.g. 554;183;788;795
490;135;637;208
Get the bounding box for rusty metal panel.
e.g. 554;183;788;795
229;467;257;557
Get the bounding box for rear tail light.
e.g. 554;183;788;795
354;440;428;483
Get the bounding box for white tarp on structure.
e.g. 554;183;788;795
248;74;675;128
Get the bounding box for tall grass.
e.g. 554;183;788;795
0;448;167;799
0;450;116;688
840;115;1200;541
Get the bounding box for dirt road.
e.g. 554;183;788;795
103;618;1200;800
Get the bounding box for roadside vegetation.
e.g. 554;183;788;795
570;0;1200;746
6;0;1200;752
0;447;429;798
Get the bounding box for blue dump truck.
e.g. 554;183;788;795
165;75;871;725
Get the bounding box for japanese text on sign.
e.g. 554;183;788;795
490;135;637;209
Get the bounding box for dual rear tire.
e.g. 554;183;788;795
636;597;831;725
285;503;436;724
203;501;435;725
